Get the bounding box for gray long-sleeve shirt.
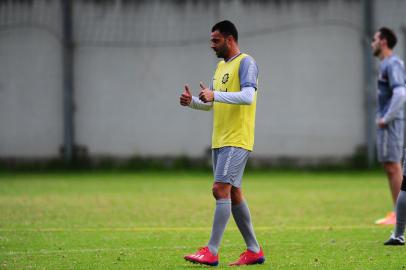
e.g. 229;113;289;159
377;54;406;123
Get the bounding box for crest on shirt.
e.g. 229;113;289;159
222;73;229;84
378;71;388;82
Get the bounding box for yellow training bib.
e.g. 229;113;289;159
212;53;257;151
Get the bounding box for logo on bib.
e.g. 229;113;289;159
222;73;229;84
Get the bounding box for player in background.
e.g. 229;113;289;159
180;20;265;265
371;27;406;228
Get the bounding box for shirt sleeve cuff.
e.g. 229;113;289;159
213;91;219;101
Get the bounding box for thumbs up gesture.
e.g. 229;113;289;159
198;82;214;103
180;84;192;106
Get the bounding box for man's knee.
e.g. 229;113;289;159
230;187;244;205
212;183;231;199
383;162;401;175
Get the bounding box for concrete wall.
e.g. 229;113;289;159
74;0;365;159
0;0;404;162
374;0;406;60
0;0;62;157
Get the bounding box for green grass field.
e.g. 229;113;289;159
0;170;405;269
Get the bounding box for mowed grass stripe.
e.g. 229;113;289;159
2;246;193;256
0;225;384;232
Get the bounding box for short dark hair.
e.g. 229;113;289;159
211;20;238;42
379;27;397;49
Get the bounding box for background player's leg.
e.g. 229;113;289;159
383;162;402;205
376;120;403;225
384;188;406;245
384;161;406;245
376;161;402;225
231;187;260;253
395;155;406;236
395;179;406;237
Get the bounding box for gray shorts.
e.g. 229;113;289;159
212;146;250;188
376;119;404;162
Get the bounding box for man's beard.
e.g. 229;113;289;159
373;47;381;57
214;47;228;59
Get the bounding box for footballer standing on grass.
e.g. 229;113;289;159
179;20;265;266
370;27;406;245
371;27;406;230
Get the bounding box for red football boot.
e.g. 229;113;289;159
184;246;219;266
375;211;396;225
229;247;265;266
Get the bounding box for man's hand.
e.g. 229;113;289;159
377;118;387;128
180;84;192;106
199;82;214;103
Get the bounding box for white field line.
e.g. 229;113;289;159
2;246;192;256
3;244;264;256
1;235;385;257
0;225;387;257
0;225;381;232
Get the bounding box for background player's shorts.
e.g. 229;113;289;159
376;119;404;162
212;146;250;188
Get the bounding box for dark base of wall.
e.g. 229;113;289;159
0;153;377;172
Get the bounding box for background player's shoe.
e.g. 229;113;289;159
184;246;219;266
384;233;405;246
229;247;265;266
375;211;396;225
